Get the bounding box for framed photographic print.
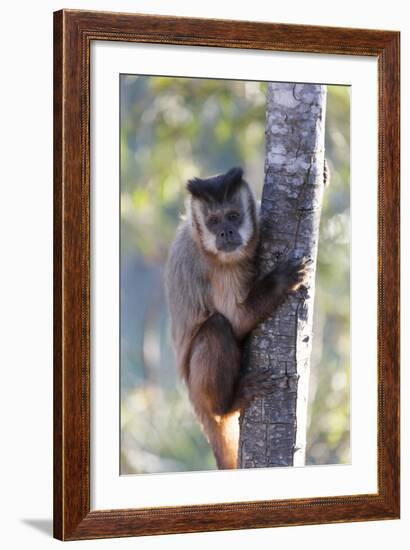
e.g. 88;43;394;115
53;9;400;541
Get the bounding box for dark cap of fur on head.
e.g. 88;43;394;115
187;167;244;203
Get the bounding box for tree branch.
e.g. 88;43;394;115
238;82;327;468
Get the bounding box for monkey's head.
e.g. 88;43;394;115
187;167;259;264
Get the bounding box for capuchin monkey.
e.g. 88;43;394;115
165;167;309;469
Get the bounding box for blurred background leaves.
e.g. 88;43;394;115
120;76;350;474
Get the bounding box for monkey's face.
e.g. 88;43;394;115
204;202;243;253
187;167;258;263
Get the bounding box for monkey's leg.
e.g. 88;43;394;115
188;313;241;469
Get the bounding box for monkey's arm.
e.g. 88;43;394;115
232;258;309;340
165;225;210;381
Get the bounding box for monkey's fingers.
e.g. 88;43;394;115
287;268;309;291
273;257;312;293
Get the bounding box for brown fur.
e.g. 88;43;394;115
165;168;309;469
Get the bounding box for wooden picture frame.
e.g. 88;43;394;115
53;9;400;541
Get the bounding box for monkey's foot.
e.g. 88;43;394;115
232;369;276;411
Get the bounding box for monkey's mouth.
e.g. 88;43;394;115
216;242;242;253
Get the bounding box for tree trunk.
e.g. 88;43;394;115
238;82;327;468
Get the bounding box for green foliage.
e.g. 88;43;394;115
306;85;350;465
121;384;216;473
120;76;266;262
120;77;350;473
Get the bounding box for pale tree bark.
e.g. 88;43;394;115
238;82;327;468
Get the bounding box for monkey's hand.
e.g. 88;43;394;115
235;257;312;340
268;257;311;294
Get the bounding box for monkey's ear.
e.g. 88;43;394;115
224;166;243;185
186;177;206;199
223;166;244;197
187;167;244;202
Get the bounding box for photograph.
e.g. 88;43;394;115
0;0;404;545
51;8;400;540
119;75;351;474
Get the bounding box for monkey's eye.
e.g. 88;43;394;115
208;215;219;226
226;211;240;222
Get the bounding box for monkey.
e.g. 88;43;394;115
165;167;309;470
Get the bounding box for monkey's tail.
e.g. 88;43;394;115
200;411;240;470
